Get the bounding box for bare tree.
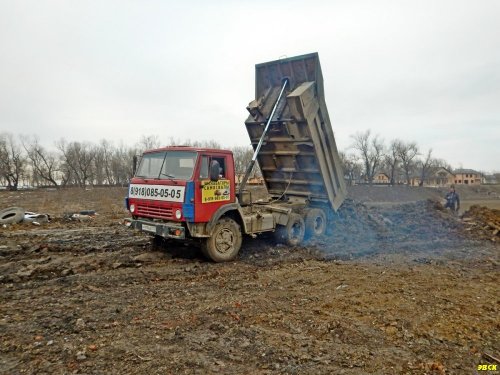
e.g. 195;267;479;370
111;142;137;186
436;158;453;172
137;135;161;152
174;138;223;150
232;146;253;176
99;139;116;185
384;140;402;185
396;141;419;185
192;139;222;149
339;151;362;186
0;133;26;190
417;148;437;186
57;139;77;186
92;146;106;185
351;130;385;185
0;136;8;187
57;139;96;188
21;136;60;187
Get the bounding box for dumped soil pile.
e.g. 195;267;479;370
461;205;500;242
307;199;465;260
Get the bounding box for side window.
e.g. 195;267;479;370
200;156;209;179
199;155;226;179
212;157;226;178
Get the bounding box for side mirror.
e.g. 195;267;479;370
132;155;138;175
209;160;220;182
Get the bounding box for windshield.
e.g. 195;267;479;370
135;151;197;180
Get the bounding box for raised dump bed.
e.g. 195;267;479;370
244;53;346;210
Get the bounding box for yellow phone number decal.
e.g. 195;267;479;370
202;180;230;203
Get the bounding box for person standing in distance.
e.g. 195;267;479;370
444;185;460;213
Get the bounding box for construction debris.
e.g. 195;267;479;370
0;207;25;225
461;205;500;242
0;207;51;226
23;212;51;224
63;210;98;222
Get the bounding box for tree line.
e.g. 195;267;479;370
0;129;483;191
0;133;257;190
340;129;453;186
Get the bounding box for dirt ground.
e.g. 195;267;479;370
1;186;499;374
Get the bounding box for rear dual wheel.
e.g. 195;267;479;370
274;213;305;246
304;208;327;239
274;209;327;245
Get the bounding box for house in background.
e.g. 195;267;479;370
431;167;456;186
373;172;390;184
235;174;264;185
453;169;481;185
410;167;455;187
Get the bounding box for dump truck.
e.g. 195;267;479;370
126;52;346;262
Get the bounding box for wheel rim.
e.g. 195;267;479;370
314;216;324;233
290;222;302;240
215;228;235;254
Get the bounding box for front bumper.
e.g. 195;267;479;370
131;219;186;239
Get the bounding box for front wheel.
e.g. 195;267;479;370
202;218;242;262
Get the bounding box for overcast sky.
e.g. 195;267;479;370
0;0;499;171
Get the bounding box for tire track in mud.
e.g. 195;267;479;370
0;226;154;283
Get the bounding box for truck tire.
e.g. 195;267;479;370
202;217;242;262
0;207;25;225
305;208;327;239
274;213;305;246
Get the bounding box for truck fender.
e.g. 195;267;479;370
206;203;247;235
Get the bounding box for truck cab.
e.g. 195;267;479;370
127;146;245;260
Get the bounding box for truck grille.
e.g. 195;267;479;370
136;204;173;220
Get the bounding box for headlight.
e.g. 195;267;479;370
175;209;182;219
130;204;135;213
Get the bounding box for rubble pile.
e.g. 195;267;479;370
461;205;500;242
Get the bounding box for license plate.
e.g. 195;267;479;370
142;224;157;233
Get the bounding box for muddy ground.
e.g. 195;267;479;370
0;186;499;374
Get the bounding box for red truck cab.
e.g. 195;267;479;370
127;146;236;235
128;146;248;262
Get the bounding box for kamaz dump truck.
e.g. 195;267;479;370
127;53;346;262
